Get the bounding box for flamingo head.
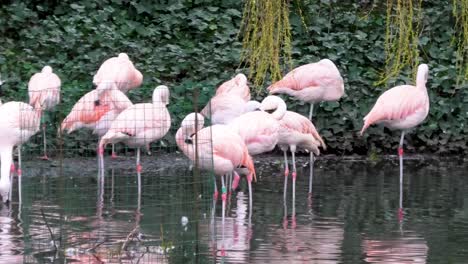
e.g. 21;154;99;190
260;95;287;119
118;53;129;60
42;65;53;74
235;73;248;86
416;64;429;87
244;100;261;112
180;113;204;140
153;85;170;105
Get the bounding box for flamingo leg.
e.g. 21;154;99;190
247;172;253;219
213;176;218;200
40;123;49;160
291;150;297;210
221;174;227;257
398;131;405;221
283;150;289;201
98;143;104;177
308;103;314;121
111;144;118;159
136;148;142;173
308;153;314;194
18;145;22;204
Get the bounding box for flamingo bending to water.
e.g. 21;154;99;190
260;96;326;207
176;113;256;223
99;85;171;173
28;65;61;160
0;102;41;203
360;63;430;218
61;87;133;171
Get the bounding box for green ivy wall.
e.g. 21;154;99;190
0;0;466;156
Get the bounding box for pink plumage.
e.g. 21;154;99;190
93;53;143;94
268;59;344;104
215;73;250;101
360;64;430;135
28;66;61;110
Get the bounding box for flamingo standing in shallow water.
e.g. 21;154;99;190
260;96;326;209
0;101;41;203
268;59;343;193
28;65;61;160
99;85;171;174
360;64;430;219
61;87;133;172
176;113;256;221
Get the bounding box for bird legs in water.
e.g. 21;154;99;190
136;148;142;173
398;131;405;222
39;123;49;160
308;103;314;121
111;144;118;159
283;146;298;212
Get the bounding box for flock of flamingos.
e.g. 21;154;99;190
0;53;430;225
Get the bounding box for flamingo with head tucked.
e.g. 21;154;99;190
260;96;326;208
28;65;61;160
99;85;171;173
360;64;430;219
215;73;251;101
0;101;41;203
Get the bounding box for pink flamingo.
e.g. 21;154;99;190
260;96;326;208
61;88;133;171
28;65;61;160
176;113;256;220
99;85;171;173
201;94;260;125
268;59;343;194
93;53;143;94
360;64;430;218
215;73;251;101
0;101;41;203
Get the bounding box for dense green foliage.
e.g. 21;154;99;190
0;0;466;156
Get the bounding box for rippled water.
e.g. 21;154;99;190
0;155;467;263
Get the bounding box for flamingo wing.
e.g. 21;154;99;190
281;111;326;149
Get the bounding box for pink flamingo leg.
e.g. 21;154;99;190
308;103;314;121
247;172;253;218
398;131;405;222
231;172;240;190
98;145;104;176
136;148;142;173
221;174;227;257
40;123;49;160
291;149;297;211
111;144;118;159
308;153;314;194
283;150;289;201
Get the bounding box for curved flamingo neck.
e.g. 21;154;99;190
416;65;428;90
272;99;287;120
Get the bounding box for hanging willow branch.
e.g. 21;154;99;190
239;0;293;93
377;0;423;86
453;0;468;82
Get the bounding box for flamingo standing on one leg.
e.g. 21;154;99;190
93;53;143;158
260;96;326;211
267;59;343;194
176;113;256;230
360;64;430;220
98;85;171;174
0;102;41;203
61;87;133;173
28;65;61;160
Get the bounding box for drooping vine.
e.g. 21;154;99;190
239;0;292;93
377;0;423;86
453;0;468;82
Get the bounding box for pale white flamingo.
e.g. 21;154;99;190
99;85;171;173
0;102;41;203
93;53;143;94
176;113;256;243
28;65;61;160
260;96;326;207
360;64;430;217
61;87;133;171
268;59;343;194
201;94;260;125
215;73;250;101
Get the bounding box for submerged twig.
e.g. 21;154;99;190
118;225;140;261
40;208;57;251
